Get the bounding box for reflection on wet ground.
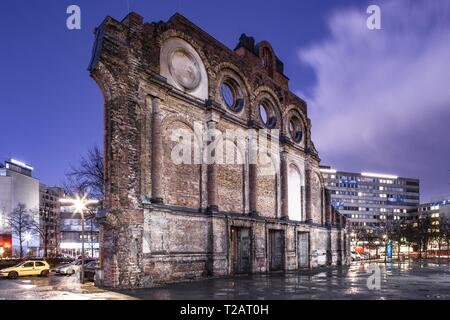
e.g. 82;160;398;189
0;273;133;300
1;259;449;299
119;259;450;300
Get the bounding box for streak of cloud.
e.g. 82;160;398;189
299;0;450;202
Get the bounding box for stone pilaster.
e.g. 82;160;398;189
280;150;289;220
150;96;163;204
304;161;312;223
206;117;219;213
248;163;258;216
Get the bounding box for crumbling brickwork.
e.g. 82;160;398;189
90;12;350;289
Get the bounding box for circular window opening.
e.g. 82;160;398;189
259;100;277;128
220;78;244;112
289;116;303;143
169;49;201;91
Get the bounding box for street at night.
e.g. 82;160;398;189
1;260;450;300
1;1;450;313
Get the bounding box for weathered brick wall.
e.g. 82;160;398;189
310;171;324;224
89;12;350;288
162;120;201;208
257;167;278;217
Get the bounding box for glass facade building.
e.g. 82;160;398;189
320;166;420;230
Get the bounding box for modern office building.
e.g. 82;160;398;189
0;159;40;257
320;166;420;230
416;196;450;232
39;185;64;256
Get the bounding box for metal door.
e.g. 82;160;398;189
231;227;251;274
298;232;310;269
269;230;285;271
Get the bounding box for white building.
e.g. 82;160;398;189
0;159;40;257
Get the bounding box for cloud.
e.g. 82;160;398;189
298;0;450;201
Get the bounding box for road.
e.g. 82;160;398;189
0;272;134;300
1;259;450;300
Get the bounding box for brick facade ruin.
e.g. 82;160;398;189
89;12;350;288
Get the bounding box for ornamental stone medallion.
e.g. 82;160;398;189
169;49;201;90
160;37;208;100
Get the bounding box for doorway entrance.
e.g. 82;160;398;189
269;230;285;271
230;227;251;274
297;232;310;269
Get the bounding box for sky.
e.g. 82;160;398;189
0;0;449;202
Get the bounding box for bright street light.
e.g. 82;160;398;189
60;194;98;284
24;232;32;257
60;194;98;216
24;232;32;243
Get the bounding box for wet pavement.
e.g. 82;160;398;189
0;272;135;300
119;259;450;300
1;260;450;300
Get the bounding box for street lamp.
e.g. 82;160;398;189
382;234;388;263
24;232;32;257
60;194;98;284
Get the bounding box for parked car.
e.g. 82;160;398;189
83;260;99;282
351;251;360;261
54;259;96;275
0;260;50;279
360;253;370;260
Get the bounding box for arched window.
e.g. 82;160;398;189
288;164;302;221
261;47;274;77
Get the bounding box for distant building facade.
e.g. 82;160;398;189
39;185;64;256
0;159;40;257
416;197;450;232
320;166;420;230
60;205;99;258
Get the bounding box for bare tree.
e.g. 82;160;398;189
63;145;104;200
403;221;417;258
417;215;432;258
440;216;450;261
63;146;104;258
7;203;35;258
29;207;52;258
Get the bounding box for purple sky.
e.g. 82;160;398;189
1;0;449;202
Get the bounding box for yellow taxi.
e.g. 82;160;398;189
0;260;50;279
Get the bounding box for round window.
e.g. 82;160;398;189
221;83;234;108
220;78;243;112
288;116;303;143
259;100;276;128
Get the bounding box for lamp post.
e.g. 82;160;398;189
60;194;98;284
39;206;50;258
24;232;32;257
383;234;388;263
350;232;356;251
